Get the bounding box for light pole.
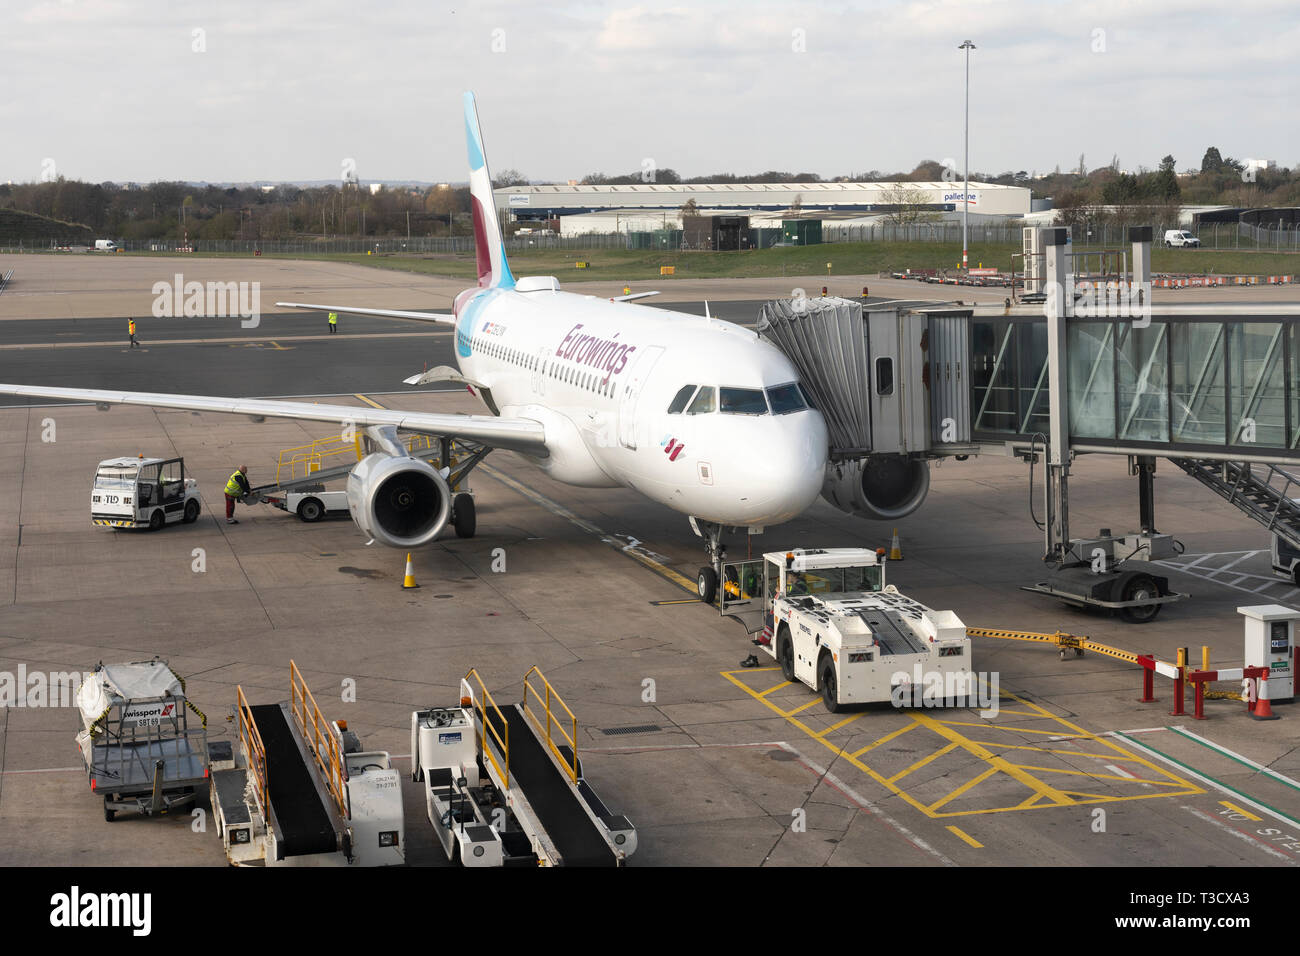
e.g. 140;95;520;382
959;39;975;270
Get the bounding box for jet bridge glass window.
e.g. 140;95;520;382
687;386;716;414
766;383;808;414
874;357;894;396
667;385;696;414
720;387;769;415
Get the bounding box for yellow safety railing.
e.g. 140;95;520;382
522;666;579;785
236;686;269;817
275;434;363;484
288;660;348;820
966;627;1139;664
463;669;510;792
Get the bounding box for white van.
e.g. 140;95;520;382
1164;229;1200;248
93;239;120;252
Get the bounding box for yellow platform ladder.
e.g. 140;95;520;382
463;669;510;792
274;433;364;485
235;685;269;820
522;666;579;785
288;660;347;820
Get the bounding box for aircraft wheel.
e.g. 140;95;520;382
696;566;718;604
453;494;476;538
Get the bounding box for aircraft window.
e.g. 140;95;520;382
766;383;808;414
667;385;696;414
720;387;768;415
687;386;716;414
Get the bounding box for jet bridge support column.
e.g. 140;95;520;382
1044;227;1072;563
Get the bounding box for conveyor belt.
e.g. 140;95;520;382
484;704;614;867
248;703;338;858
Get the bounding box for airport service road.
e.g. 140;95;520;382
3;386;1298;867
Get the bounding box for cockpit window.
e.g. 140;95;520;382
686;386;716;414
766;383;808;414
667;385;696;414
719;387;768;415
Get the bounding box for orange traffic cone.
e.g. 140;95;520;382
889;528;904;561
1251;675;1279;721
402;552;419;589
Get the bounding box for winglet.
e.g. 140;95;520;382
464;92;515;290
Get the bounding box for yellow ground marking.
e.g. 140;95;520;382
963;741;1146;762
851;722;918;758
911;711;1074;809
929;766;1001;811
946;825;983;849
757;680;791;698
354;393;386;408
1011;765;1189;786
784;698;823;716
888;742;958;784
1219;800;1263;821
817;713;866;737
721;667;1204;819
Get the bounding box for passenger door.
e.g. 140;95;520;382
617;345;664;450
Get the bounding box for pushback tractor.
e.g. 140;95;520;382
733;548;971;712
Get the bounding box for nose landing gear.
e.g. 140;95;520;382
690;517;727;605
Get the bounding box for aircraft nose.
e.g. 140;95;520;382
748;410;828;523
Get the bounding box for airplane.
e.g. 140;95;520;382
0;93;844;602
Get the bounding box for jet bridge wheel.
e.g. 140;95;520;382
452;494;476;538
1118;574;1161;624
696;566;718;604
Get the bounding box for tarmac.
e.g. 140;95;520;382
1;253;1299;867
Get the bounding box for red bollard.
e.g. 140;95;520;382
1139;656;1157;703
1170;666;1185;717
1193;678;1207;720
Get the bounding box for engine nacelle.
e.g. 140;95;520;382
821;455;930;521
347;453;451;548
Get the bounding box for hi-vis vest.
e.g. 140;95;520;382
328;312;338;325
128;319;136;334
224;471;244;496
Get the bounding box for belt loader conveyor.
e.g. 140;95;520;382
211;661;404;866
411;667;636;866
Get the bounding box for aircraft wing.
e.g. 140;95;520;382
0;384;547;455
275;301;455;325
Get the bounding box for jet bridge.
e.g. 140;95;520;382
757;226;1300;621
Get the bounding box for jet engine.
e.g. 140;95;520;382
347;453;451;548
821;455;930;521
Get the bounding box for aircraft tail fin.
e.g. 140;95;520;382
464;92;515;290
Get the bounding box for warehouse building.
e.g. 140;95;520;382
495;180;1033;225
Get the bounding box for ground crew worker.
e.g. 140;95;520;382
224;465;250;524
128;317;138;348
328;311;338;334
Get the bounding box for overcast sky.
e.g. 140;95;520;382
2;0;1296;185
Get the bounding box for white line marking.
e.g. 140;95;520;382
1182;806;1296;863
1105;763;1136;779
1113;731;1300;829
1170;725;1300;792
0;766;82;775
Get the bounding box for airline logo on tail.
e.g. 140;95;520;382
464;92;515;291
456;92;516;360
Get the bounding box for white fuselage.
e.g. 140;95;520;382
451;281;829;527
